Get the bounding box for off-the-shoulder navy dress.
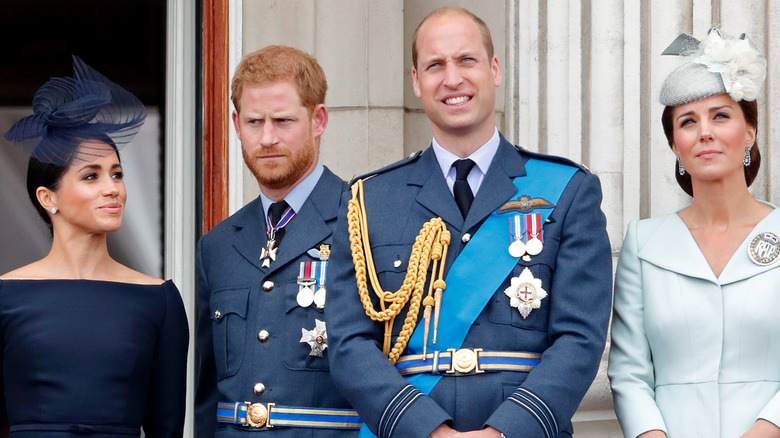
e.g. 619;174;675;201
0;279;188;437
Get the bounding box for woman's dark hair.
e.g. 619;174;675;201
661;98;760;197
26;138;121;233
26;156;67;233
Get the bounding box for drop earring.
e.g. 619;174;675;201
677;156;686;175
744;146;751;166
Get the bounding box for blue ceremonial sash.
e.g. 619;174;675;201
358;158;577;437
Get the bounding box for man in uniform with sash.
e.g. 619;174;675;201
326;7;611;438
195;46;359;437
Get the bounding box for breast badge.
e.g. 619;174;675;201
504;267;547;318
300;319;328;357
748;231;780;266
498;195;554;213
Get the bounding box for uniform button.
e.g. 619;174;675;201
462;233;471;243
257;330;269;343
262;280;274;292
213;309;222;320
253;382;266;395
393;259;402;268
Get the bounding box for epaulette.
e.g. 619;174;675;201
512;144;591;173
348;150;424;186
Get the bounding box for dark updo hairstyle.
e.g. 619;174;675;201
26;137;121;233
661;98;760;197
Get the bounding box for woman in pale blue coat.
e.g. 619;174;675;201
609;29;780;438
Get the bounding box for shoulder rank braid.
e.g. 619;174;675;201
348;179;450;364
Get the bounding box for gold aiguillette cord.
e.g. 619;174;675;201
348;179;450;364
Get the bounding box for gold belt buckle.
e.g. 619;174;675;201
446;348;484;374
244;402;275;428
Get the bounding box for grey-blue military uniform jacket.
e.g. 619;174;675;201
325;135;612;438
195;167;357;437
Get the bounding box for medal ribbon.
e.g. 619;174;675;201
318;261;328;287
524;212;543;242
510;214;524;244
266;206;296;237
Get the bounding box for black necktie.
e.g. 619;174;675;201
452;159;476;218
268;200;290;245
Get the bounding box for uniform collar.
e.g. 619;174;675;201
431;128;500;192
259;162;324;218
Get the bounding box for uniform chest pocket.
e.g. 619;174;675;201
282;294;330;372
210;287;250;379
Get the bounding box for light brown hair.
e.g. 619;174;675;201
411;7;494;69
231;45;327;114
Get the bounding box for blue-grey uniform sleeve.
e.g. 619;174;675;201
143;281;189;438
326;190;451;438
194;238;220;438
483;171;612;438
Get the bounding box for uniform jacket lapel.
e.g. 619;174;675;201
229;168;343;275
465;137;527;231
231;198;268;272
410;147;464;233
268;169;342;272
410;137;529;233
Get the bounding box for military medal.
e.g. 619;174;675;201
297;262;316;307
260;205;296;267
748;231;780;266
298;261;328;308
508;215;526;258
300;319;328;357
524;213;543;256
297;283;315;307
504;267;547;318
314;260;328;309
260;237;278;268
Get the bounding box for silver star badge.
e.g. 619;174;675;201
504;267;547;319
300;319;328;357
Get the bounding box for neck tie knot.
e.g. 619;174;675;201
453;159;476;181
268;201;290;227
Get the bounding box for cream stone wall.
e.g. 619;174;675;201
235;1;780;436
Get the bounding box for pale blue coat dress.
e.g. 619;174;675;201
609;206;780;438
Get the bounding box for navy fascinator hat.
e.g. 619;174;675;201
4;56;147;166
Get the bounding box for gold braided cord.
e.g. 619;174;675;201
348;179;450;364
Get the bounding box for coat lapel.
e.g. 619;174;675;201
719;207;780;285
231;198;269;271
230;168;343;274
637;207;780;285
464;138;526;231
409;147;464;232
266;169;342;272
637;213;716;283
409;138;529;233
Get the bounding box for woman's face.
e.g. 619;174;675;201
49;141;126;234
671;93;756;187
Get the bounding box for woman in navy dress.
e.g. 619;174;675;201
0;56;188;437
